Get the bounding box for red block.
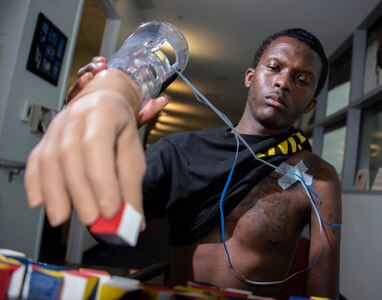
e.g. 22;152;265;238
89;202;142;246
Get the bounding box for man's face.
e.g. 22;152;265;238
245;36;322;132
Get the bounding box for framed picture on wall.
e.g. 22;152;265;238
26;13;67;86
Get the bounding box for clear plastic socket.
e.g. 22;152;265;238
107;21;189;106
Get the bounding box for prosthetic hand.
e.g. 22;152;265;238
65;56;169;127
24;61;158;232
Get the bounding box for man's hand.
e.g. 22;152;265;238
24;57;168;228
65;56;108;104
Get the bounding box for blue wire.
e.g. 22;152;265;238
219;136;239;269
294;172;342;229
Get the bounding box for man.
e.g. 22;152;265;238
24;28;341;299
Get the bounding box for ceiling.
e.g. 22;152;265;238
79;0;381;145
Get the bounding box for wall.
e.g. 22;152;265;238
340;192;382;299
0;0;84;260
0;1;29;133
113;0;144;47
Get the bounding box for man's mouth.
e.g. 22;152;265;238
265;93;287;109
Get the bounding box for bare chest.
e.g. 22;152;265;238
224;174;311;250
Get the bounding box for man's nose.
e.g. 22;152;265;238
274;71;291;91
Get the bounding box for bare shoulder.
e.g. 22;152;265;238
294;149;340;183
295;149;342;223
288;149;342;209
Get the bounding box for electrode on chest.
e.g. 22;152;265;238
276;160;312;190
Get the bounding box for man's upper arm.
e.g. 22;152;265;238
305;162;342;299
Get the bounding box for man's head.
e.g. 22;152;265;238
251;28;328;97
240;29;325;135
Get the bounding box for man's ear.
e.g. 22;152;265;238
244;68;254;87
304;99;317;113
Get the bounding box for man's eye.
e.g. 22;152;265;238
267;65;279;71
297;76;310;86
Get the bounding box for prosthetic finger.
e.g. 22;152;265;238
82;99;123;219
116;121;147;230
24;142;45;209
38;114;72;226
89;126;146;246
59;109;100;225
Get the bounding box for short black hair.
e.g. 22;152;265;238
251;28;328;97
